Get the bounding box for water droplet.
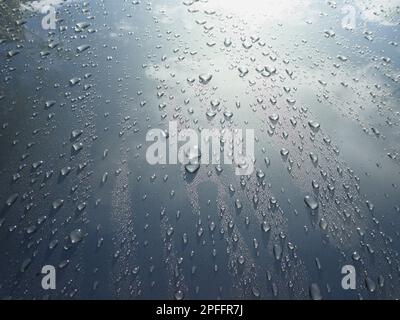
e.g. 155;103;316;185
70;229;83;244
174;290;184;300
304;195;319;210
199;73;212;84
77;44;91;53
308;120;320;132
269;113;279;122
273;244;282;260
309;283;322;300
69;77;81;86
262;221;271;233
6;193;18;207
20;258;32;273
49;239;58;250
365;277;376;292
52;199;64;210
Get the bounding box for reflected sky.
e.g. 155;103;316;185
0;0;399;300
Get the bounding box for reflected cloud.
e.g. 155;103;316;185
356;0;400;26
21;0;75;12
211;0;311;18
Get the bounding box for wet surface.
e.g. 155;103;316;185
0;0;399;299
